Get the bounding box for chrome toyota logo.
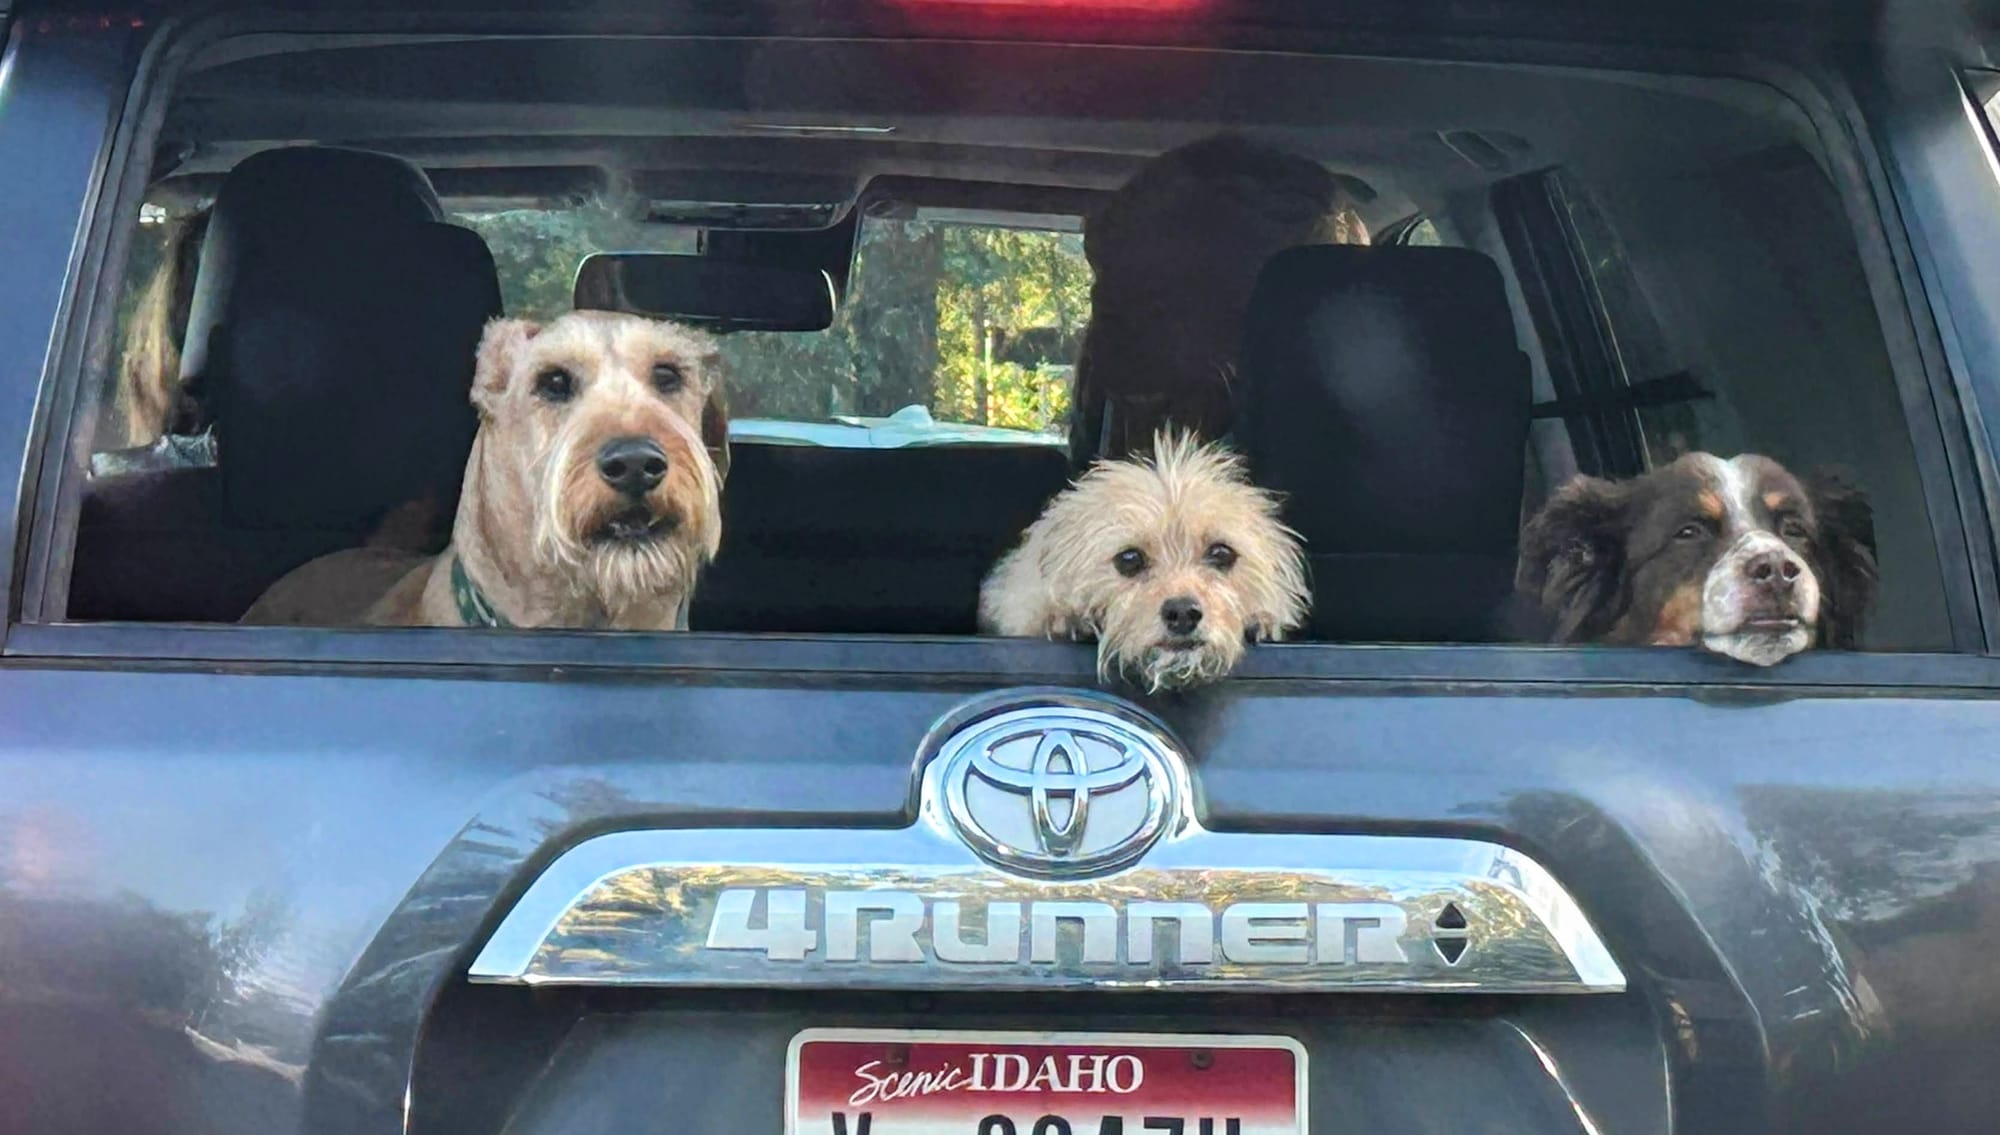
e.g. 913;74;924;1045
932;700;1185;878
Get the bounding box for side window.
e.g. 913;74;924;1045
1492;170;1649;477
96;199;209;457
1548;174;1725;465
1501;154;1953;651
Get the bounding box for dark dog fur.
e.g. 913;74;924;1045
1069;134;1365;464
1516;452;1878;665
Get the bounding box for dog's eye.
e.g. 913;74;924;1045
1778;516;1811;541
534;368;576;403
1204;542;1238;571
1675;521;1711;541
652;363;685;394
1113;548;1149;577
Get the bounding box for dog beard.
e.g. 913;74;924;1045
1094;586;1249;694
532;417;716;617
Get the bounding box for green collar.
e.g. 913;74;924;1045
451;555;513;628
452;553;699;630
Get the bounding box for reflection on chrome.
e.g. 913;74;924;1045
467;834;1625;992
468;691;1626;994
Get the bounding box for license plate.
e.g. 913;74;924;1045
785;1028;1307;1135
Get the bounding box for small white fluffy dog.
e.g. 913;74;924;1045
980;430;1309;690
243;310;727;629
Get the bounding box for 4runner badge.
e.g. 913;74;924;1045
468;691;1626;994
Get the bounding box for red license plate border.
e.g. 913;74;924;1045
784;1027;1309;1135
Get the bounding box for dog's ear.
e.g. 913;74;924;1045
702;385;730;483
1517;475;1631;644
471;318;541;417
687;335;730;482
1806;469;1879;650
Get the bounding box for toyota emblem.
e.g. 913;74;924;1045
930;697;1187;878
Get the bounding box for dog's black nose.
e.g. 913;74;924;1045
1160;597;1203;636
1744;547;1804;591
597;437;668;497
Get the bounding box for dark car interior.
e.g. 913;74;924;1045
74;146;501;624
60;33;1956;651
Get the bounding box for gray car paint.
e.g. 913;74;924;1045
5;4;2000;1133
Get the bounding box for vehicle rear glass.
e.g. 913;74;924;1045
50;33;1956;661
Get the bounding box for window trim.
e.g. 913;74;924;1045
2;19;136;646
12;8;1994;688
1829;57;2000;653
8;620;1997;691
1491;168;1651;478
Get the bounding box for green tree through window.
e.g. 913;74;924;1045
456;208;1087;437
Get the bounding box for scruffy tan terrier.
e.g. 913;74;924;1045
980;430;1309;691
242;310;727;629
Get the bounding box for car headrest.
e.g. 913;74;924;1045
181;147;446;385
1235;244;1531;556
181;146;501;532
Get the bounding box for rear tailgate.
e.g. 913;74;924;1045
4;659;1996;1133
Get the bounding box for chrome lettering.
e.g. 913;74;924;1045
825;892;924;963
934;899;1023;963
701;890;1425;968
1029;901;1119;964
1219;903;1310;964
1318;902;1409;964
705;888;817;960
1126;902;1214;966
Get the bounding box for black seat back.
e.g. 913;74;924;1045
71;146;501;622
690;443;1069;634
1234;244;1531;642
189;145;499;535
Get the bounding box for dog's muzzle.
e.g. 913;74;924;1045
589;436;679;544
1700;529;1820;665
597;436;668;499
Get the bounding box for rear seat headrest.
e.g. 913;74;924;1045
1234;244;1532;642
1235;244;1530;555
181;145;446;388
181;145;500;532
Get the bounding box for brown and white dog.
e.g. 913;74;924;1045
242;310;728;629
1517;453;1878;665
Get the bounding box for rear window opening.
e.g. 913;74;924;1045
42;29;1958;663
